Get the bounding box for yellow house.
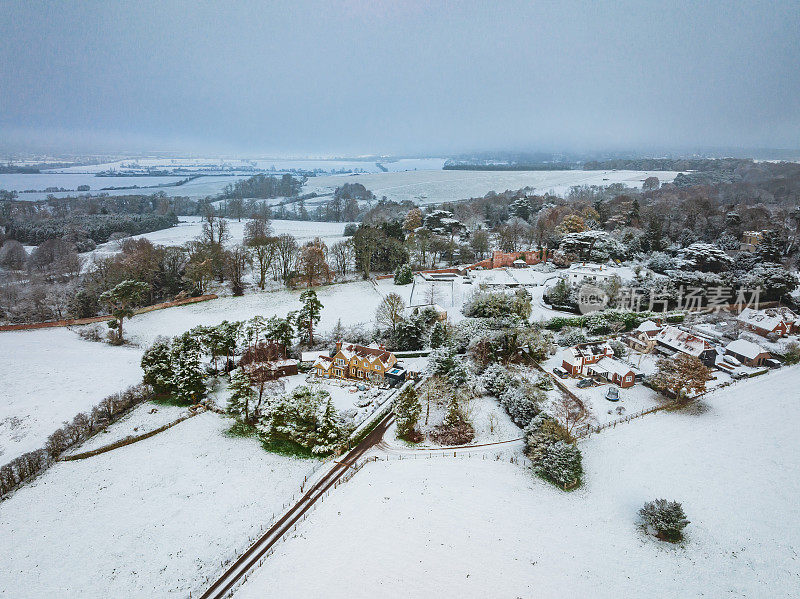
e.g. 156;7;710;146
313;341;397;383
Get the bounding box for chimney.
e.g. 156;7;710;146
335;340;342;352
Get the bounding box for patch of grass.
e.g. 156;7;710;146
224;420;258;439
150;394;192;407
260;437;318;459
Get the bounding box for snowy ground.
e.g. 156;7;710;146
0;411;317;598
280;373;393;415
62;402;189;455
233;367;800;599
0;328;143;462
122;279;384;348
303;169;681;206
82;216;350;266
377;269;573;323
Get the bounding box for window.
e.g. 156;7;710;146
624;375;632;382
350;368;356;375
336;358;344;366
357;370;363;378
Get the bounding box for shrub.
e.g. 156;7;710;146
539;441;583;489
499;383;544;428
394;263;414;285
524;414;573;464
481;363;517;397
783;342;800;365
432;392;474;445
463;289;531;320
639;499;690;542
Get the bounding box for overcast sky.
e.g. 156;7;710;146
1;0;798;156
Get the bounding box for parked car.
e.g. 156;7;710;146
553;367;569;379
576;378;593;388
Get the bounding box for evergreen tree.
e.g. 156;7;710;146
291;289;323;346
170;333;206;405
99;279;149;342
639;499;690;542
757;229;782;263
538;440;583;489
395;315;426;350
394;263;414;285
395;385;422;440
141;338;174;396
429;320;448;349
313;399;346;455
228;367;255;421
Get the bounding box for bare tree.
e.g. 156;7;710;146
244;217;276;290
330;239;354;278
274;234;298;285
375;292;406;337
555;392;592;436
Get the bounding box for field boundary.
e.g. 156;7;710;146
0;294;218;332
60;409;203;461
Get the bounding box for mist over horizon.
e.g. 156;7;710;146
1;0;799;157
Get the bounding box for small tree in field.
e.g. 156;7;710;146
99;279;149;342
653;354;710;401
639;499;689;542
395;385;422;441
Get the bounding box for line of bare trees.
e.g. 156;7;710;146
0;384;153;500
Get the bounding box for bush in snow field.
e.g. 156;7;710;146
639;499;690;542
538;440;583;489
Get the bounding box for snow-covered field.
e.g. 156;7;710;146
46;157;444;174
0;328;143;462
0;173;185;192
303;169;681;205
123;279;383;348
82;216;351;266
234;367;800;599
0;411;317;598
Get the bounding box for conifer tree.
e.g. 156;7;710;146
141;338;174;396
228;367;255;421
170;333;206;405
395;385;422;440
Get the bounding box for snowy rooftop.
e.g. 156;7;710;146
654;325;713;356
726;339;768;360
737;307;798;330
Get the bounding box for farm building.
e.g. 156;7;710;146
238;342;298;378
